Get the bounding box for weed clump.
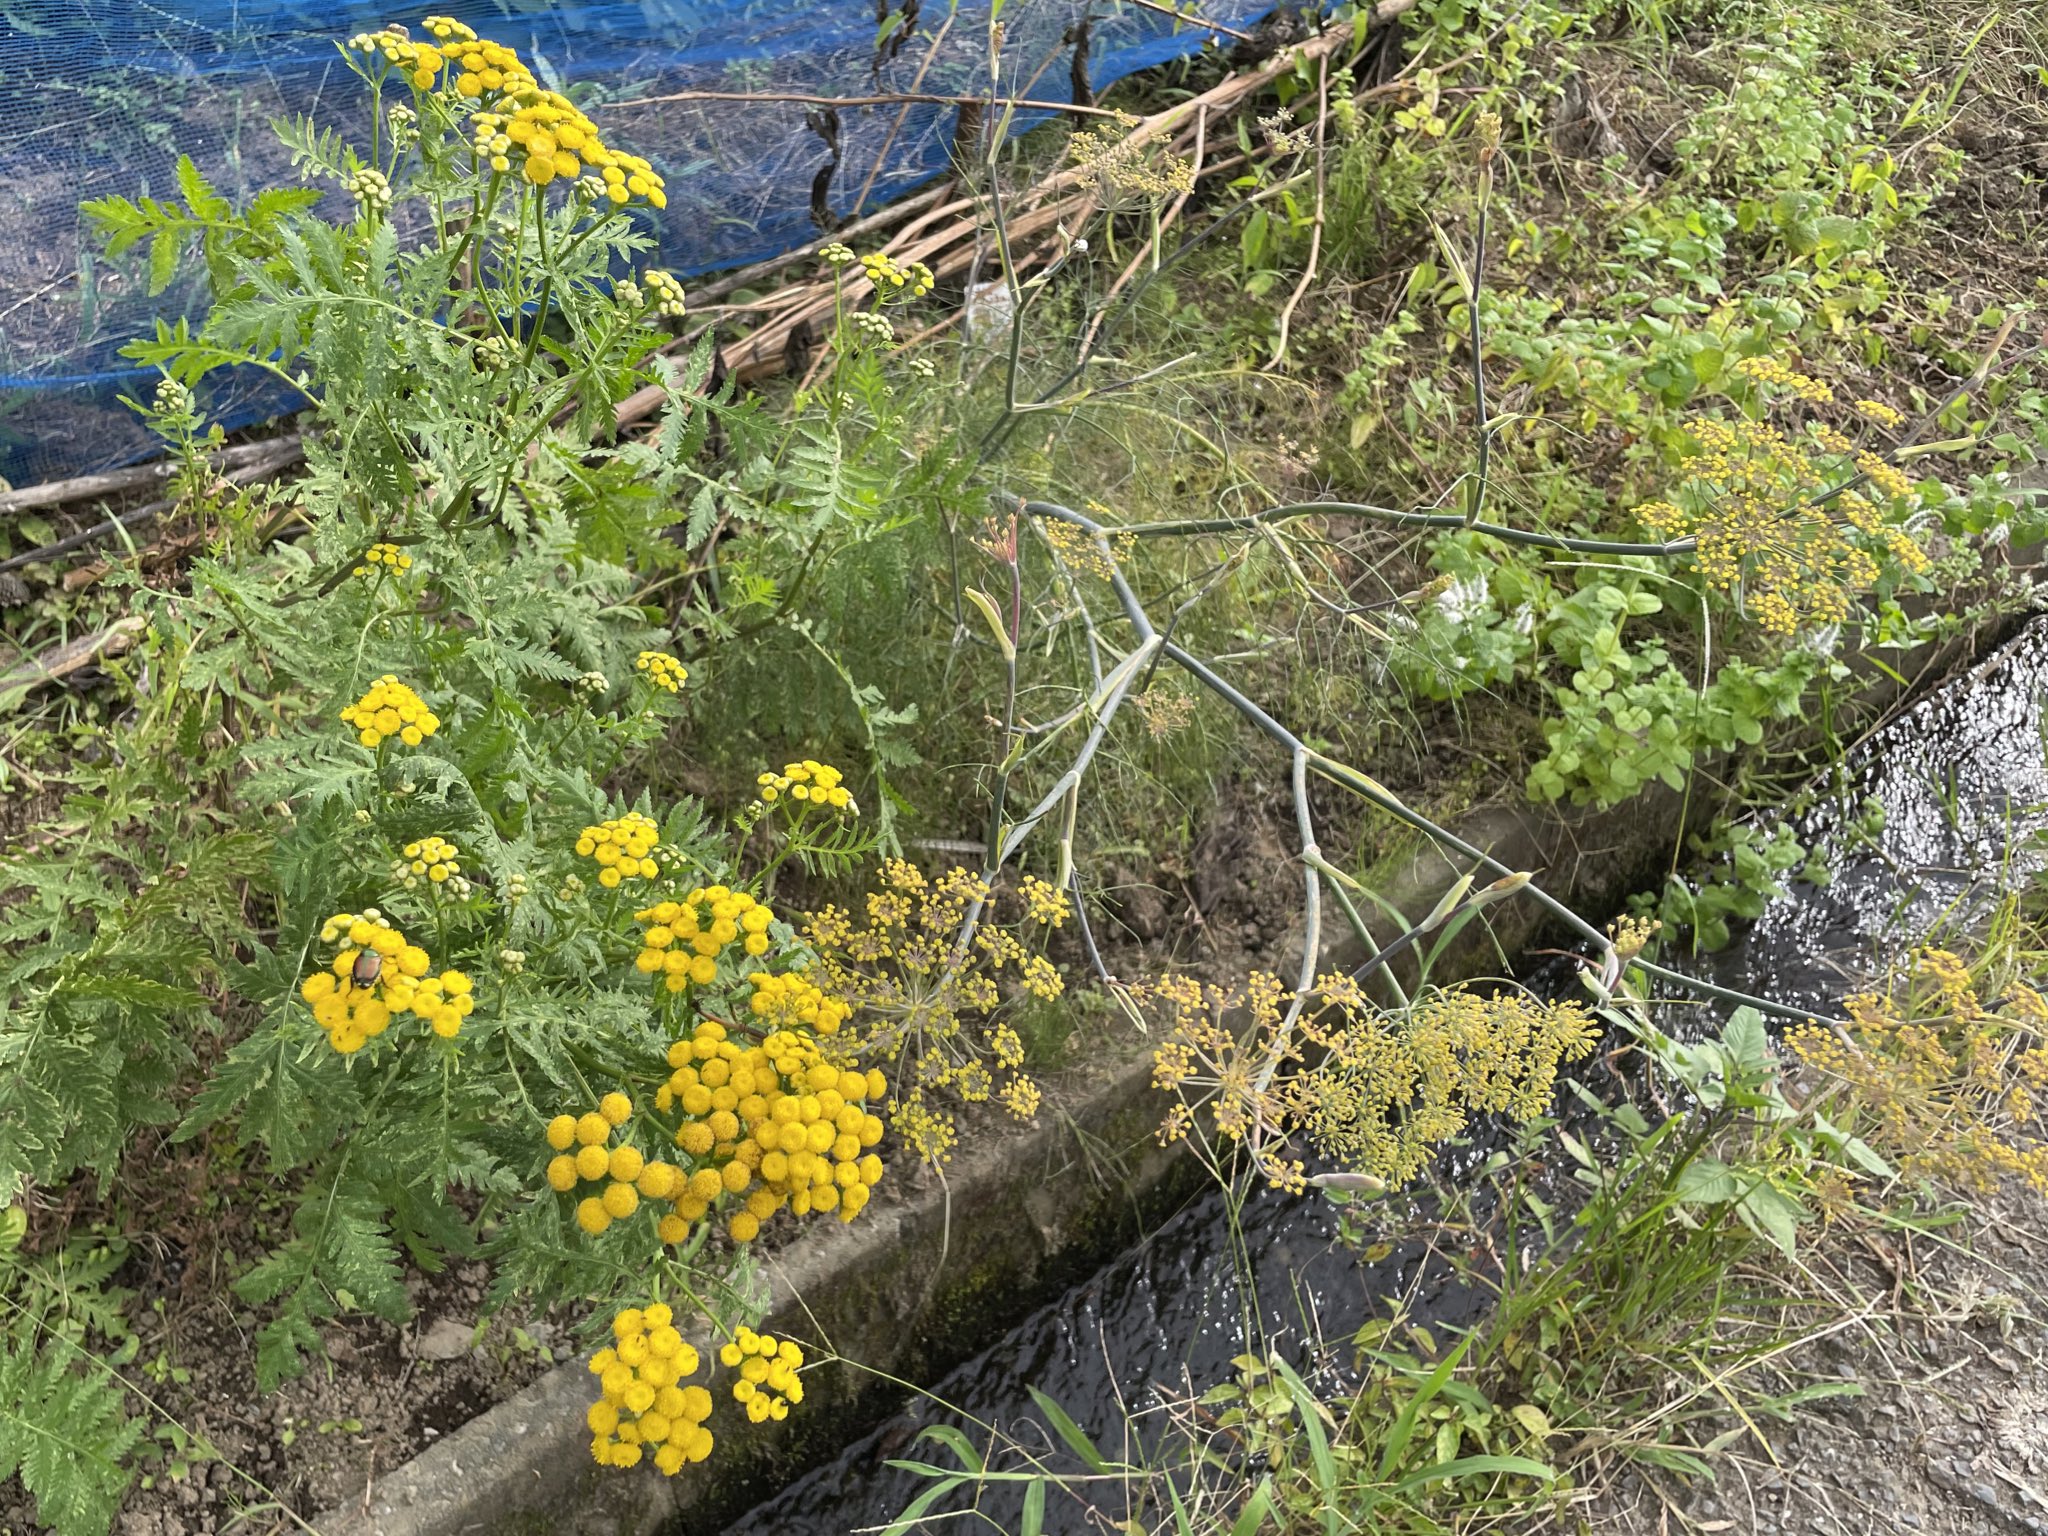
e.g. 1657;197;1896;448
1791;945;2048;1195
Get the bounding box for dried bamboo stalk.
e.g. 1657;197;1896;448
614;0;1416;424
0;435;305;517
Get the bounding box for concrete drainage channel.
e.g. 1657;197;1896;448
316;615;2022;1536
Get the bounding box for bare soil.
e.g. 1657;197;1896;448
1585;1192;2048;1536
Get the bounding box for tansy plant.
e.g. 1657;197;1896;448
82;14;705;572
34;15;1005;1436
0;14;1009;1528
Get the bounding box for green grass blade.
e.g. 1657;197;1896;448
1269;1356;1344;1535
1394;1453;1556;1490
1028;1387;1110;1472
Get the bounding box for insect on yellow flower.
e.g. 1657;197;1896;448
299;910;472;1052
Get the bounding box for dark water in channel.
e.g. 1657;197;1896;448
727;616;2048;1536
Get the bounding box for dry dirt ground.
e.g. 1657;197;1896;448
1586;1192;2048;1536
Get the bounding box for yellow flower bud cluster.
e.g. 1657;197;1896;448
586;1304;714;1473
806;862;1051;1164
1018;874;1071;927
858;251;935;299
577;811;660;888
346;26;459;91
754;759;855;813
341;675;440;749
344;167;394;213
1854;398;1904;428
633;886;774;992
401;835;463;886
847;311;895;348
545;1094;689;1234
655;1019;886;1243
353;542;413;578
299;911;473;1050
719;1328;804;1422
746;970;849;1035
635;650;689;693
643;270;687;319
1732;353;1834;406
1631;400;1930;634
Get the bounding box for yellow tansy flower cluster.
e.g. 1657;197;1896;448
577;811;660;888
1633;406;1929;634
720;1328;804;1423
656;1019;887;1242
635;650;689;693
469;90;667;202
341;675;440;749
805;862;1051;1164
1854;398;1904;429
349;17;667;206
633;886;775;992
857;251;935;298
754;759;856;814
299;910;474;1051
545;1093;685;1235
747;970;850;1035
347;24;462;91
586;1304;715;1473
353;542;412;578
1143;972;1599;1191
1788;949;2048;1196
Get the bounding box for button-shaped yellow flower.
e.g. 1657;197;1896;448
634;650;689;693
340;675;439;749
576;811;660;888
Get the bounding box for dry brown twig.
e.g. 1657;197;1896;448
609;87;1132;121
1267;55;1330;369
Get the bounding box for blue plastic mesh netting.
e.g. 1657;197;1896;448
0;0;1270;488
